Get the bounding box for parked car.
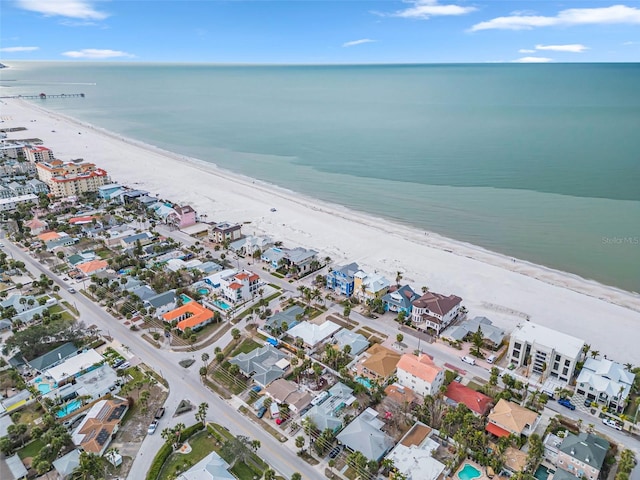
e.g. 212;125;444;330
116;362;130;370
602;418;622;431
148;420;159;435
461;356;476;366
486;354;497;364
68;287;76;294
257;406;267;419
154;407;166;419
584;398;593;408
112;359;125;368
558;398;576;410
250;386;262;393
328;445;343;459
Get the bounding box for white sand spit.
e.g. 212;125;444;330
3;99;640;363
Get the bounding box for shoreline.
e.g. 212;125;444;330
3;98;640;363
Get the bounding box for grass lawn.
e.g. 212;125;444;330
230;338;260;357
48;305;64;314
18;438;45;460
231;461;261;480
95;248;112;259
212;369;247;395
158;431;217;480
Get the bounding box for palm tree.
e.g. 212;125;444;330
201;352;210;367
590;350;600;359
72;452;104;480
395;271;403;286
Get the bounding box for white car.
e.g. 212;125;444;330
602;418;622;431
148;420;159;435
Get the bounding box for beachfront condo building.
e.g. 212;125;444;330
209;222;243;244
24;145;55;163
36;160;111;197
508;321;585;385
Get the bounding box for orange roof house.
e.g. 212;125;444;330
38;231;61;242
444;382;493;416
396;353;445;397
162;301;215;331
355;344;401;381
71;397;128;455
486;399;540;437
77;260;109;275
69;216;97;225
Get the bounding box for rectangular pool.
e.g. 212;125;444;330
56;399;82;418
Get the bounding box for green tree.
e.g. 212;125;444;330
396;333;404;344
195;402;209;426
291;473;302;480
231;328;241;340
72;452;104;480
295;435;306;452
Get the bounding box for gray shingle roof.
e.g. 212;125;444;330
27;342;77;371
559;433;610;469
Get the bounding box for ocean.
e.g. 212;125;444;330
1;61;639;292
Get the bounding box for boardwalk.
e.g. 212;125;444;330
0;93;85;99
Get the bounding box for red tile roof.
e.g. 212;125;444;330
77;260;108;274
162;302;214;331
445;382;493;415
486;422;511;438
412;292;462;315
397;354;442;383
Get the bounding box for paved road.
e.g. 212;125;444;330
1;237;323;480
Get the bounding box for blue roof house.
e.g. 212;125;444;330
326;262;359;296
382;285;420;315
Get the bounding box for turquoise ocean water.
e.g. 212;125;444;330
1;62;639;292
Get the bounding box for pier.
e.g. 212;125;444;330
0;93;85;99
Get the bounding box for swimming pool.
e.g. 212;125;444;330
355;376;372;389
198;287;210;295
534;466;554;480
56;399;82;418
458;463;482;480
180;294;192;304
213;299;231;310
37;383;51;394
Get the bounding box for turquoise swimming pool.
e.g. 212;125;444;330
37;383;51;394
458;464;482;480
198;287;210;295
180;294;192;304
534;466;554;480
213;299;231;310
355;376;372;389
56;399;82;418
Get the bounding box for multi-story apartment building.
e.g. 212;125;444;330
396;353;444;397
36;160;110;197
208;222;243;244
24;146;55;163
508;321;585;385
220;270;261;304
556;433;610;480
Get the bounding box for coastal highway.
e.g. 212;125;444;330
0;236;323;480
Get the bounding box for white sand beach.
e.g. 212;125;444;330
3;98;640;364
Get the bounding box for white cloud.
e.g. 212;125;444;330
16;0;109;20
512;56;554;63
519;49;535;53
62;49;134;59
471;4;640;31
622;41;638;45
535;44;589;53
0;46;39;52
379;0;476;20
342;39;376;48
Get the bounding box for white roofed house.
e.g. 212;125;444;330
261;246;318;276
220;270;261;304
229;235;274;257
353;270;390;301
287;320;341;349
410;291;463;336
576;358;635;413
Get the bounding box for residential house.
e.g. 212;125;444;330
67;251;98;267
228;345;287;387
336;408;395;461
353;270;390;300
508;322;585;385
576;358;635;413
208;222;243;244
444;382;493;416
24;216;48;235
382;285;420;316
220;270;261;304
72;397;128;455
261;246;318;274
264;305;304;335
68;215;98;226
44;349;105;386
229;235;273;257
486;399;540;438
144;290;177;317
332;329;369;356
386;422;446;480
384;384;420;408
444;316;506;349
26;342;79;373
77;259;109;276
42;364;121;404
303;383;355;433
396;353;444;397
177;451;235;480
119;231;154;249
543;432;564;465
97;183;124;201
52;449;81;480
4;454;28;480
410;291;462;335
0;193;38;212
168;204;197;229
102;225;136;247
0;294;38;314
0;415;15;438
556;433;610;480
287;320;341;349
264;378;312;414
326;262;360;296
354;344;402;384
37;231;78;251
162;301;215;332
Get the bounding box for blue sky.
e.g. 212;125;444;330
1;0;639;63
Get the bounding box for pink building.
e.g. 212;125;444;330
169;205;197;229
